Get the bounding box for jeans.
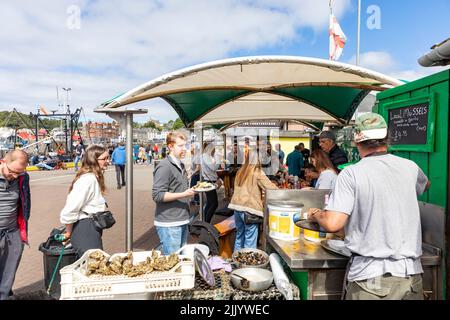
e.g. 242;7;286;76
115;164;126;186
156;224;188;255
36;163;54;170
233;211;259;252
74;155;81;171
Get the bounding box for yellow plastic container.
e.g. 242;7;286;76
303;228;328;243
268;202;302;241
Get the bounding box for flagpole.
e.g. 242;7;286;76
329;0;332;61
356;0;361;66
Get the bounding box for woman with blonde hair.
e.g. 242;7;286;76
60;145;110;257
228;147;278;251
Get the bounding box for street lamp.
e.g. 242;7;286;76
62;87;72;113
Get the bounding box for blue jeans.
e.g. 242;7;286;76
233;211;259;252
156;224;188;255
36;163;54;170
74;155;81;171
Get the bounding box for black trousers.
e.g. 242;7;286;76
115;164;126;186
71;218;103;258
190;173;200;203
204;187;218;224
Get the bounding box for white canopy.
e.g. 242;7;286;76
97;56;404;126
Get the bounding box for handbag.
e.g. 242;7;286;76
91;210;116;231
87;203;116;231
244;212;263;224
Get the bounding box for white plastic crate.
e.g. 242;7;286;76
60;249;195;300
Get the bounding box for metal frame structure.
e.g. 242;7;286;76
31;108;83;155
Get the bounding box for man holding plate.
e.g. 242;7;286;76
152;130;195;255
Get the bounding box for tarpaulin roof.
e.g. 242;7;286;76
96;56;403;127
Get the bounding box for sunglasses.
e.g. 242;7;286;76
97;156;110;161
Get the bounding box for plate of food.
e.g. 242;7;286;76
192;181;216;192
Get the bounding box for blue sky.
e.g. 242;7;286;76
0;0;448;123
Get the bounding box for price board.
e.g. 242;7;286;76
381;94;436;152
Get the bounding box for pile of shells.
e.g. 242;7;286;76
86;250;180;277
234;251;268;266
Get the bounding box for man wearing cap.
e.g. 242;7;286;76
318;131;348;171
309;113;430;300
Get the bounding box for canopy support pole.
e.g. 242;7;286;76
125;113;133;251
94;107;147;252
199;126;204;222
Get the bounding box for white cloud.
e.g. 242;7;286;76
347;51;449;82
390;67;449;82
0;0;352;123
347;51;396;73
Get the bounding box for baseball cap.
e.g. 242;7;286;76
319;131;336;141
354;113;388;143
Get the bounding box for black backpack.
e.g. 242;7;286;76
189;221;220;256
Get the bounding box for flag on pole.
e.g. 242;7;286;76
329;12;347;61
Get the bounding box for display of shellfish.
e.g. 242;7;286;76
85;250;181;277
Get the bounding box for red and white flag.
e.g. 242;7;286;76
329;13;347;61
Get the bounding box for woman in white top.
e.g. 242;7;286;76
310;149;338;190
60;145;110;257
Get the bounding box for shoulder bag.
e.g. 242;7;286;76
87;203;116;231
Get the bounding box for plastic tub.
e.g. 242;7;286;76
176;244;210;259
268;202;302;241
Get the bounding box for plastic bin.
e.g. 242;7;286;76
38;229;78;299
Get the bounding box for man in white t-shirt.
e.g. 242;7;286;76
309;113;430;300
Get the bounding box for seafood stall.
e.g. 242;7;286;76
95;57;449;299
262;189;443;300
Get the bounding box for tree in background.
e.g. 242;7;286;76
0;110;61;130
172;118;184;130
135;118;184;130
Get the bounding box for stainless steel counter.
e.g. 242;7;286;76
266;234;441;271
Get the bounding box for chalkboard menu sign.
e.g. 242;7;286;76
381;94;436;152
388;102;429;145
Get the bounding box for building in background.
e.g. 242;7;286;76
82;121;120;144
